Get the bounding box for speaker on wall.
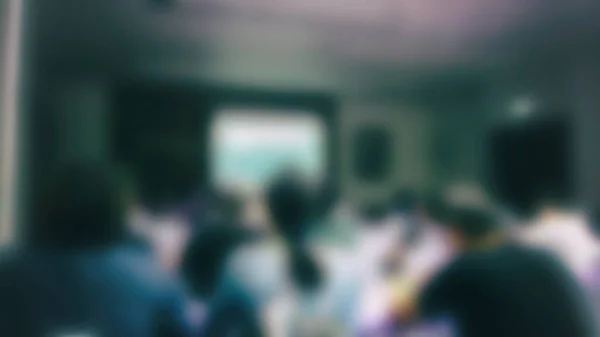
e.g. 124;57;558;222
488;117;571;216
353;126;393;183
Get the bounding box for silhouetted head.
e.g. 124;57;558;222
266;171;323;292
266;172;314;243
423;193;451;224
443;205;501;250
33;160;128;249
360;202;391;223
181;224;248;298
535;189;570;217
392;189;420;215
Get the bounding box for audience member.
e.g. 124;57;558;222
357;191;450;336
219;172;358;336
181;224;261;337
396;203;597;337
521;194;600;280
0;160;191;337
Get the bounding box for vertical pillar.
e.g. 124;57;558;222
0;0;25;245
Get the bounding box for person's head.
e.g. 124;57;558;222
265;171;314;243
266;171;323;293
422;193;451;224
443;206;502;251
32;160;128;249
360;202;391;223
392;189;420;215
535;189;569;218
181;225;248;299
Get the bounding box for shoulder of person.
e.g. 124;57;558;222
107;246;187;298
424;251;481;284
518;244;572;266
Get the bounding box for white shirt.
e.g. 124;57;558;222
354;216;404;331
225;235;362;336
355;215;452;332
401;222;452;284
521;211;600;279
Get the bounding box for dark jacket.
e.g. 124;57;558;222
0;245;191;337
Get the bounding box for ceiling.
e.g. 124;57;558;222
30;0;600;95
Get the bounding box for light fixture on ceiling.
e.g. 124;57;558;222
509;95;536;119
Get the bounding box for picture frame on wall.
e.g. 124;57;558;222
353;126;392;183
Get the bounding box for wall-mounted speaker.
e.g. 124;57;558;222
488;117;572;216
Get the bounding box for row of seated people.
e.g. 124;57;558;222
1;160;599;337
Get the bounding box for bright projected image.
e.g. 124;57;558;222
210;109;326;191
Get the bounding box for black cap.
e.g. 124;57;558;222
446;205;499;240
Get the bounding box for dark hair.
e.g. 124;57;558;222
446;206;499;241
32;160;127;249
181;225;248;298
423;193;451;223
360;202;391;222
266;172;322;292
266;172;314;242
393;189;419;214
535;188;570;211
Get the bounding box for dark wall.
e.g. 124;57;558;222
111;81;338;210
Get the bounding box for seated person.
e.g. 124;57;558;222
520;195;600;281
181;224;262;337
222;171;357;336
393;203;597;337
0;160;190;337
356;193;451;336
